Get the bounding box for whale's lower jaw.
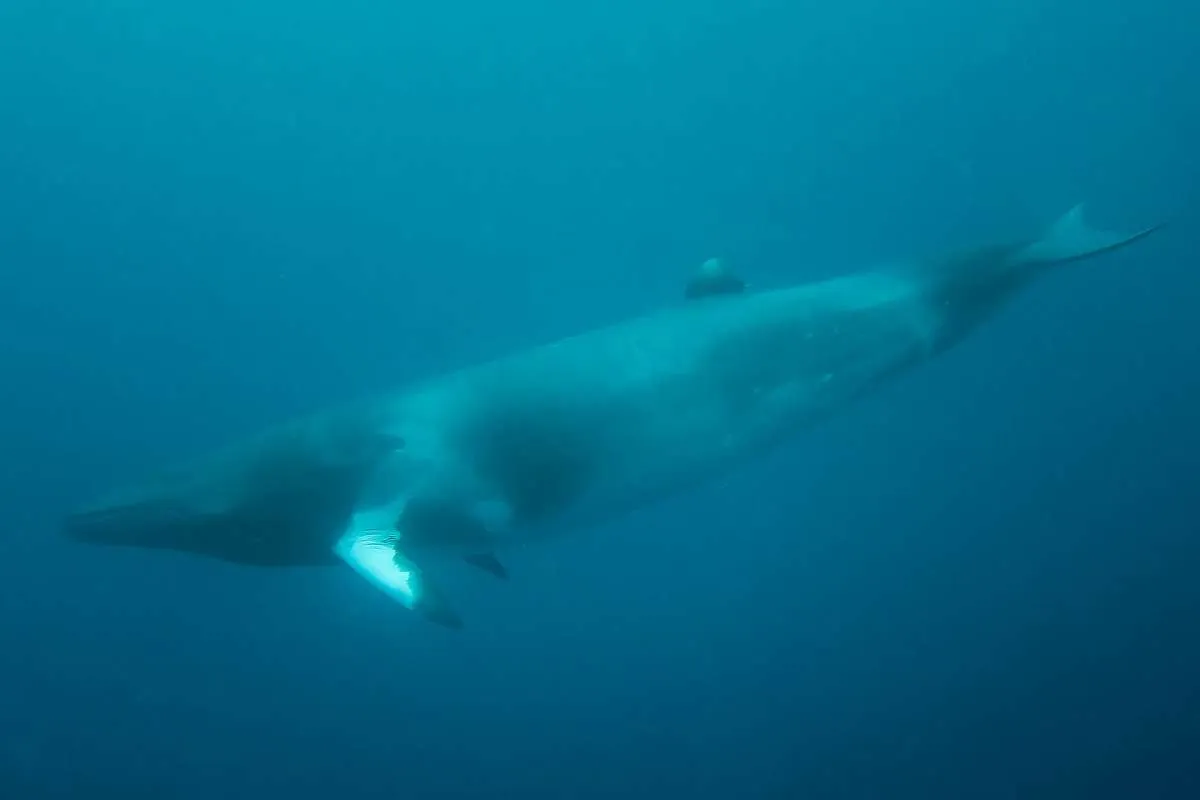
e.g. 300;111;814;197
63;500;193;546
62;499;343;567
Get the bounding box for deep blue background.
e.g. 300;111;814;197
2;1;1198;797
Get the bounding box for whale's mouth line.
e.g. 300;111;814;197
62;499;199;546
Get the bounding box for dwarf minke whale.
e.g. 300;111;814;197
63;205;1160;627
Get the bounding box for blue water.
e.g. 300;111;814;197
2;1;1198;797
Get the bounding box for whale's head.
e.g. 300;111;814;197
60;480;348;567
61;421;406;567
63;491;210;552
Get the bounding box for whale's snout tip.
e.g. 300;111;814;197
60;506;128;546
60;498;191;549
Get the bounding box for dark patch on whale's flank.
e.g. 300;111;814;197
398;497;495;547
459;400;600;525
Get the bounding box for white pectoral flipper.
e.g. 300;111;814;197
334;506;464;629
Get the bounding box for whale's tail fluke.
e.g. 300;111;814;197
1016;204;1163;267
921;203;1162;353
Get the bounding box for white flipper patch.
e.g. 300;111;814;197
335;528;418;609
333;504;464;629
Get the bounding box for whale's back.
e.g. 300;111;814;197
405;274;936;535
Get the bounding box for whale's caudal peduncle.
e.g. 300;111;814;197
62;204;1160;628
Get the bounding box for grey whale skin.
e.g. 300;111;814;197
62;206;1159;628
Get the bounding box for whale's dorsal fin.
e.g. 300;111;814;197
685;257;745;300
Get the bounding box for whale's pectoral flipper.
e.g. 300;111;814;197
334;523;463;629
463;552;508;580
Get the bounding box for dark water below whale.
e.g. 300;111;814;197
1;0;1198;797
